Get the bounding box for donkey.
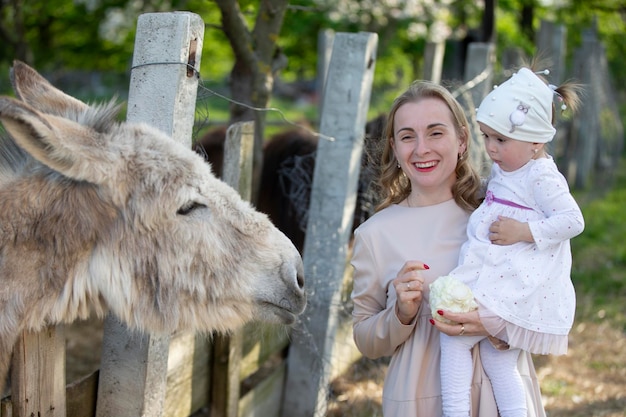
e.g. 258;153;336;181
0;61;306;393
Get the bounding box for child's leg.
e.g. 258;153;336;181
479;338;527;417
440;333;483;417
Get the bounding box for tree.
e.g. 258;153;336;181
212;0;290;199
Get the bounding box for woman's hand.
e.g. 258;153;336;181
392;261;429;325
431;310;489;337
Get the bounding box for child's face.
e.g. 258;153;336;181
479;122;538;172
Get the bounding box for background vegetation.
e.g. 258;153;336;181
1;1;625;115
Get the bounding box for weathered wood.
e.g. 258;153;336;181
238;362;285;417
240;324;289;382
458;41;494;177
96;12;204;417
536;20;567;85
11;327;66;417
66;371;98;417
536;20;568;164
282;31;378;417
0;397;12;417
164;333;212;417
210;121;255;417
316;29;335;121
423;41;445;83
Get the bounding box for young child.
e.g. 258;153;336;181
437;66;585;417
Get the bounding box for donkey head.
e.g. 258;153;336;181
0;62;306;386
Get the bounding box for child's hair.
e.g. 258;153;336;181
524;56;583;121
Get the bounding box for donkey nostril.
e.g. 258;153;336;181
297;272;305;290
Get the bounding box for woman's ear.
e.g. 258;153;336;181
459;126;468;154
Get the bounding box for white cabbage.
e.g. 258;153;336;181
429;275;478;324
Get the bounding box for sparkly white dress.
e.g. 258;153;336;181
451;156;584;355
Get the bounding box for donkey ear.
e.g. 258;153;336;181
0;97;110;183
10;60;90;117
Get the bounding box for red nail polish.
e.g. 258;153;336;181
424;264;430;270
437;310;444;316
429;319;435;325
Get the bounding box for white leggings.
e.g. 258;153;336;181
440;334;527;417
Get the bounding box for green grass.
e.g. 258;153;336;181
570;157;626;329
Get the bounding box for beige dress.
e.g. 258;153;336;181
350;200;546;417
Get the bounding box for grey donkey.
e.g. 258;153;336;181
0;61;306;394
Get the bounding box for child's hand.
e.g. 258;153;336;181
489;215;534;245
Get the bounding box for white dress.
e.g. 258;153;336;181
450;156;584;355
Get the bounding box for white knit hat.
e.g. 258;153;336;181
476;67;556;143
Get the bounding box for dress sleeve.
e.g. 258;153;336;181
527;167;585;250
350;229;416;359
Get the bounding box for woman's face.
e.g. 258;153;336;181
392;98;465;204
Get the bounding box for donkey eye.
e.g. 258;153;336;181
177;201;206;216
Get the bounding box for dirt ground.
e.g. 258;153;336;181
326;319;626;417
64;315;625;417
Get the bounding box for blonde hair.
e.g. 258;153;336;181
376;81;481;212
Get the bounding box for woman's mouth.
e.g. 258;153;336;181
414;161;437;171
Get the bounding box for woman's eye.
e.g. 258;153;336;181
177;202;206;216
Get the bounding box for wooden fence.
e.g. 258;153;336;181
1;11;622;417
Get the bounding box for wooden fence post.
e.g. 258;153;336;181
456;42;495;176
209;121;255;417
281;32;378;417
423;40;445;83
95;12;204;417
316;29;335;122
10;327;66;417
536;21;569;167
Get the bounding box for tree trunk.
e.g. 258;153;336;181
215;0;289;202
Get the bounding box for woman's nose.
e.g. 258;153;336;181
413;138;429;154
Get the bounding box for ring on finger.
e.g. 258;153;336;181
459;323;465;336
406;282;410;291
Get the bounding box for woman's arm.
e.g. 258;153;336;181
351;232;427;358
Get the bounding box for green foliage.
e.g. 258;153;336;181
570;157;626;329
2;0;625;135
553;0;626;87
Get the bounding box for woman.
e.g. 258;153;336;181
350;80;546;416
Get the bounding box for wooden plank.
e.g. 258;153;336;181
11;326;66;417
209;121;254;417
240;323;289;381
238;362;285;417
95;13;204;417
423;40;445;83
66;371;98;417
163;333;212;417
0;397;12;417
282;32;378;417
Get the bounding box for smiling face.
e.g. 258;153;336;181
391;98;466;206
479;122;541;172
